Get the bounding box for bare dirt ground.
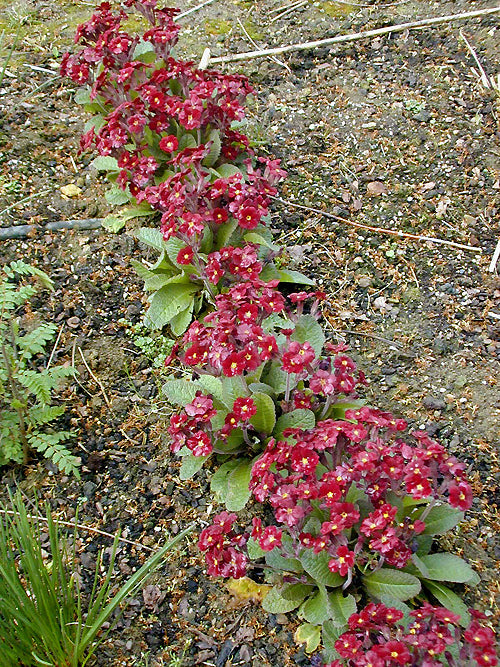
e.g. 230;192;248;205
0;1;499;665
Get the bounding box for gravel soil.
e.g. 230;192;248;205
0;1;499;665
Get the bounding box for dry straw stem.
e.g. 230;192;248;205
208;6;500;65
272;196;483;253
0;507;155;551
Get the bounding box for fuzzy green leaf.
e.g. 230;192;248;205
134;227;166;251
162;379;199;406
422;581;470;627
291;315;325;357
300;587;330;625
203;129;221;167
363;569;421;602
328;589;357;627
300;550;345;588
145;283;198;329
249;392;276;434
263;585;306;614
210;460;241;504
419;504;464;535
277;268;315;286
105;185;132;206
274;409;315;438
179;454;210;481
225;459;253;511
90;156;119;171
170;302;194;336
294;623;321;653
418;554;479;584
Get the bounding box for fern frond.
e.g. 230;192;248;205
18;323;58;361
28;405;65;426
28;433;80;477
17;369;52;404
4;260;53;289
0;412;23;464
47;365;77;382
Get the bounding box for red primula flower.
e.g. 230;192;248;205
328;545;355;577
176;245;194;265
159;134;179;152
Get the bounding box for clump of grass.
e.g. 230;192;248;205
0;492;191;667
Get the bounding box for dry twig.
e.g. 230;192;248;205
0;508;154;551
272;196;482;253
236;18;291;73
209;6;500;65
77;346;112;408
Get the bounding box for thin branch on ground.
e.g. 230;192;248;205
236;18;292;73
488;238;500;273
0;188;52;218
459;30;492;89
271;0;307;23
272;196;482;253
209;6;500;65
46;324;65;371
0;508;155;552
77;346;112;409
176;0;215;20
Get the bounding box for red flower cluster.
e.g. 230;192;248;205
198;511;248;578
61;1;287;295
244;406;474;577
325;602;498;667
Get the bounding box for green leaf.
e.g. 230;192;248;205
221;375;247;407
105;185;131;206
162;379;199;406
179;454;210;480
249;392;276;434
197;376;224;403
265;549;303;574
422;581;470;627
322;620;343;662
282;583;314;602
300;587;330;625
225;460;253;511
216;219;239;249
277;268;315;286
363;568;421;602
134;227;166;251
101;214;126;233
248;382;275;397
300;550;345;588
145;283;198;329
210;460;241;504
418;554;479;584
244;232;281;252
263;585;306;614
74;87;92;105
263;363;288;394
329;400;366;419
328;590;356;627
291;315;325;357
419;504;464;535
90;156;119;171
170;302;194;336
132;40;155;59
203;129;221;167
274;409;315;438
294;623;321;653
246;537;266;560
215;164;242;179
410;554;430;578
102;204;155;233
